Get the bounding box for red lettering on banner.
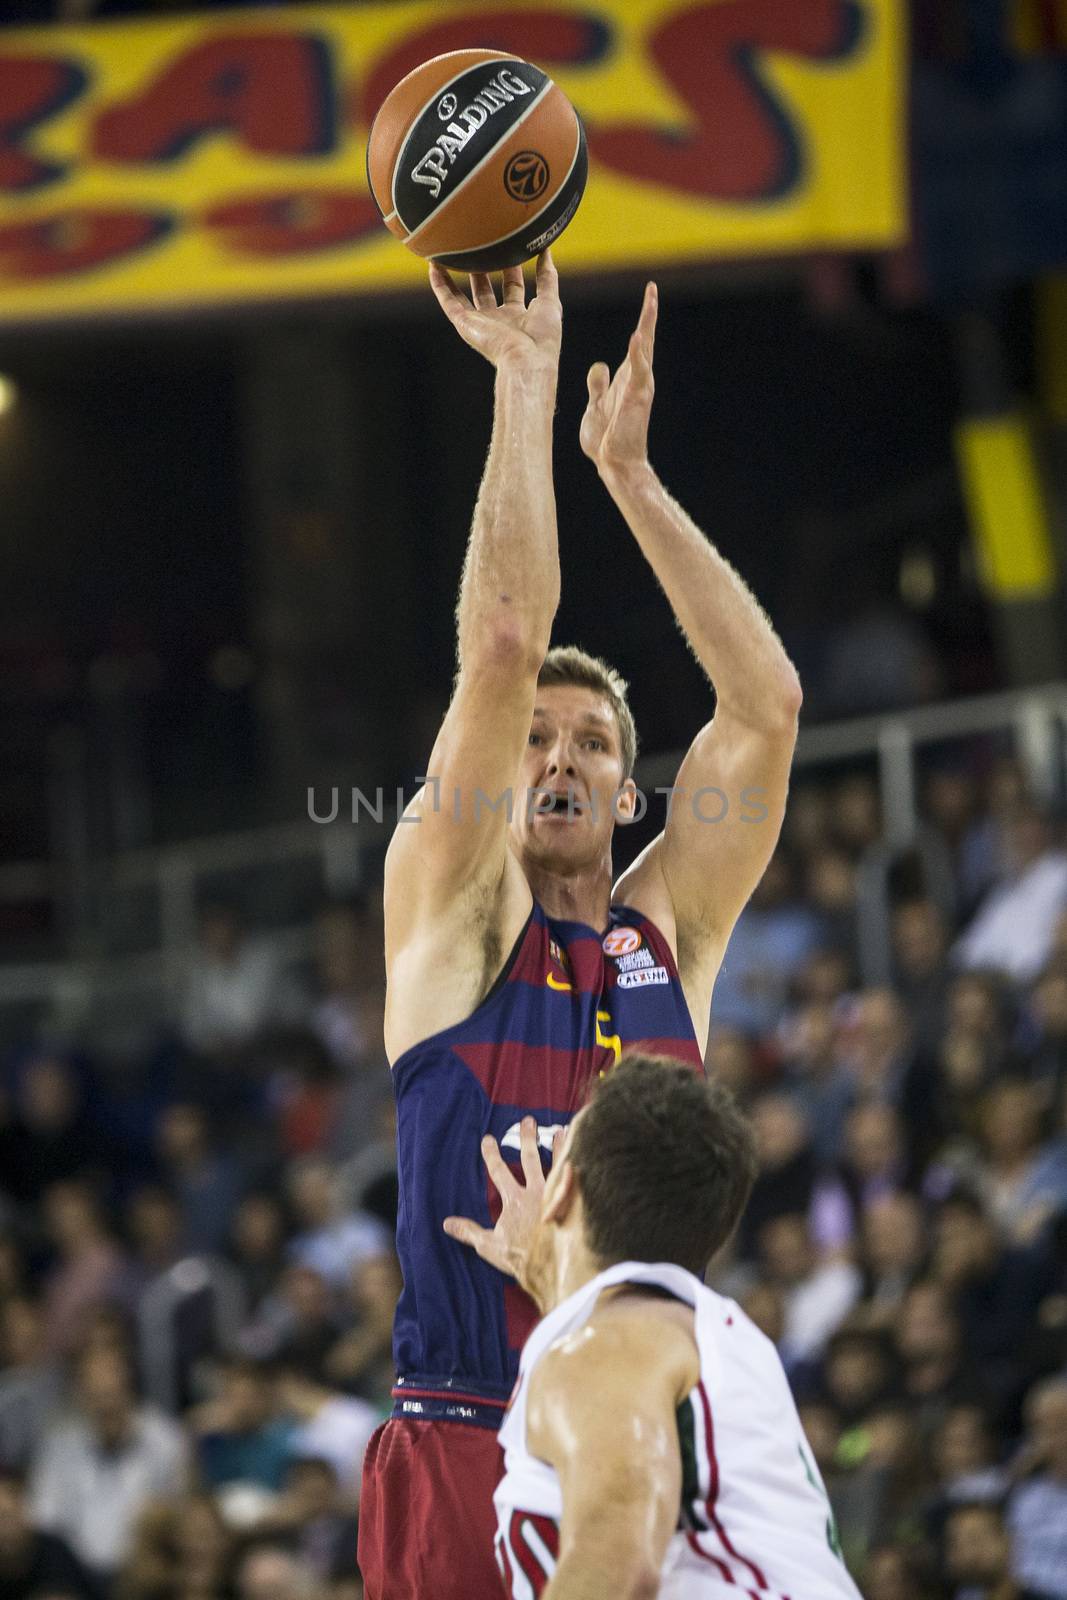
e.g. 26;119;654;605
589;0;864;201
204;190;380;257
92;35;335;163
361;9;608;125
0;56;88;193
0;208;170;281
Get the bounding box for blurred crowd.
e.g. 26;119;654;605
2;753;1067;1600
708;756;1067;1600
0;899;397;1600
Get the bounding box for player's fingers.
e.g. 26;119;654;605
586;362;610;404
629;330;653;385
551;1126;566;1166
442;1216;491;1252
429;263;468;319
501;265;526;306
535;249;559;299
518;1116;542;1190
480;1135;517;1196
469;272;497;311
639;281;658;357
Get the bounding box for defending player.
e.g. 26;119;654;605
357;252;802;1599
453;1055;864;1599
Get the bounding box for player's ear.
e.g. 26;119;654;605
612;777;639;827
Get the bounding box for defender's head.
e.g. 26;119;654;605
510;646;639;870
533;1054;758;1285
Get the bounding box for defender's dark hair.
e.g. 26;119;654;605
568;1054;758;1276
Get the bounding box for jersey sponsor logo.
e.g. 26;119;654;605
602;926;642;957
616;964;669;989
501;1121;564;1156
614;947;654;973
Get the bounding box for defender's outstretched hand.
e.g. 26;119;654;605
443;1118;558;1291
581;280;657;473
429;251;562;371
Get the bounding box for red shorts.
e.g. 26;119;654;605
358;1417;505;1600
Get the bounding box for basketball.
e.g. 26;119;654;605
367;48;588;272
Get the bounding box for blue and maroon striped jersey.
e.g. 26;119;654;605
390;900;703;1426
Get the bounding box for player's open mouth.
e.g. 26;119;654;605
535;791;585;819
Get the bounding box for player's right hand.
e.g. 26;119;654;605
443;1116;554;1292
428;250;562;372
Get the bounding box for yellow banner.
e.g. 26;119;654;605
0;0;905;321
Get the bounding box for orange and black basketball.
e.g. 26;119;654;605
366;48;587;272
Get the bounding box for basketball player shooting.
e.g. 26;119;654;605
453;1055;863;1599
356;251;802;1600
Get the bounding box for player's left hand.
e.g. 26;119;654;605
580;280;657;474
443;1117;553;1291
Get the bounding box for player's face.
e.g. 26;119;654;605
511;685;635;866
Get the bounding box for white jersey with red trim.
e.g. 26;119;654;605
494;1260;862;1599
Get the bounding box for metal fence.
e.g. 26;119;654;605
4;681;1067;1048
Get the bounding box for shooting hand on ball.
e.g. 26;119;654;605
429;250;562;372
581;281;657;475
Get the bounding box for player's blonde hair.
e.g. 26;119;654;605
536;646;638;779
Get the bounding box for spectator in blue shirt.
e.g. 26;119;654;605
190;1358;293;1498
710;850;824;1036
154;1104;240;1257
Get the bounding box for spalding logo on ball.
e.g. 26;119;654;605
367;48;588;271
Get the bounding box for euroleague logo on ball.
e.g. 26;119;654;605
504;150;549;203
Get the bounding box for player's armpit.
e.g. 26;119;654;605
620;706;796;970
528;1311;694;1599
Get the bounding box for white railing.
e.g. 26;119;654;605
4;681;1067;1038
640;681;1067;845
0;819;366;1036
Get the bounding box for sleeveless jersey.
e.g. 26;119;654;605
495;1261;863;1600
390;903;702;1428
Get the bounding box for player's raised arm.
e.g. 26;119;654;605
526;1311;694;1600
584;284;802;998
384;254;562;1055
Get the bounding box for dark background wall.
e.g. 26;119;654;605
0;277;994;861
